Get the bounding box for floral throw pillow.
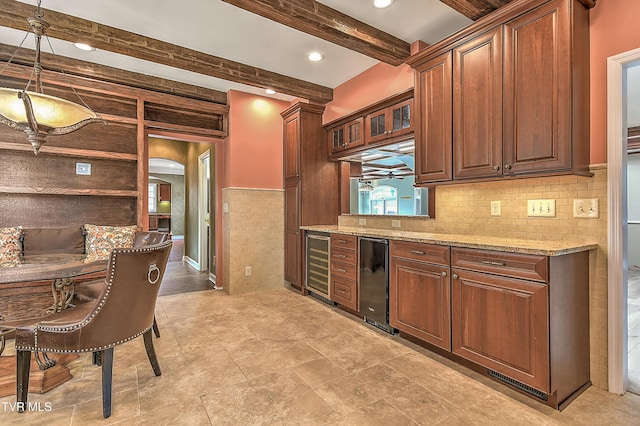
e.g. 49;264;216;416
0;226;23;268
84;224;136;263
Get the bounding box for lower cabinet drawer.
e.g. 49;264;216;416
330;276;357;311
330;260;357;280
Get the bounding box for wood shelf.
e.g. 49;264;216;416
0;142;138;162
0;186;138;197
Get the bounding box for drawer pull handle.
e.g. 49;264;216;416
441;271;447;277
481;260;506;266
409;250;426;255
337;240;347;243
335;254;347;258
335;268;347;273
337;289;346;294
453;273;459;279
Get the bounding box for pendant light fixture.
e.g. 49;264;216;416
0;0;106;154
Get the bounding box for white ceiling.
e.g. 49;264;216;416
0;0;471;101
149;158;185;175
2;1;638;125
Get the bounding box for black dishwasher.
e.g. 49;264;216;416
359;237;393;333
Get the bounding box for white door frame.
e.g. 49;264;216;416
198;151;210;272
607;47;640;394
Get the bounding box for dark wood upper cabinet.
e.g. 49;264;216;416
453;27;503;179
364;98;413;144
283;113;301;180
408;0;591;185
158;183;171;202
329;117;364;154
502;0;577;175
413;51;453;183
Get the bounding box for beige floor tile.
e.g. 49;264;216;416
201;369;340;425
292;357;349;388
2;277;640;425
314;364;414;416
326;399;418;426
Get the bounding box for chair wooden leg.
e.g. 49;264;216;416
101;348;114;418
152;315;160;338
16;350;31;413
143;329;161;376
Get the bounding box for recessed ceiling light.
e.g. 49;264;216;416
74;42;95;51
373;0;394;9
307;52;324;62
265;88;276;95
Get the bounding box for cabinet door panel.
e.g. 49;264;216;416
452;269;549;392
365;110;388;144
283;114;300;179
503;0;571;174
454;28;503;179
390;98;414;138
390;257;451;350
284;181;301;285
414;52;453;183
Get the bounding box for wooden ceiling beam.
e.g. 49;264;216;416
439;0;515;21
0;44;227;104
221;0;411;66
0;0;333;103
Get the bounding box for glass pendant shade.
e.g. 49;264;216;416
0;88;104;153
0;1;106;154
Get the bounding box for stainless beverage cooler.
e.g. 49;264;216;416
359;237;393;333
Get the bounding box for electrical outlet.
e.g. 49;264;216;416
527;199;556;217
245;266;252;276
491;201;501;216
75;162;91;175
573;198;599;218
392;220;401;228
359;218;367;226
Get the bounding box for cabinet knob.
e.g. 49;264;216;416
452;273;459;279
504;164;512;170
441;271;447;277
493;165;500;171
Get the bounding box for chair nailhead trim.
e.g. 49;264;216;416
15;241;170;353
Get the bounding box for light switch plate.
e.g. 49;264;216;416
573;198;599;218
527;199;556;217
359;218;367;226
75;162;91;175
391;220;401;228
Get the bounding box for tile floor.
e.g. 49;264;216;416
2;270;640;424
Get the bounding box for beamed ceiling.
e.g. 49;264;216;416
0;0;596;104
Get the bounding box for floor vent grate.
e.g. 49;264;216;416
364;317;396;335
487;370;548;401
307;290;334;306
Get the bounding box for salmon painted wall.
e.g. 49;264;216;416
323;62;414;124
215;90;289;287
226;90;289;189
590;0;640;164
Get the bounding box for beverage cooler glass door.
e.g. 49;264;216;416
306;233;330;298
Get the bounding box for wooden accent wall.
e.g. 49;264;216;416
0;63;228;229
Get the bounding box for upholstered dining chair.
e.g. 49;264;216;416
74;231;170;337
14;240;172;419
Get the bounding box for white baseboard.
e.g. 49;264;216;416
183;256;200;271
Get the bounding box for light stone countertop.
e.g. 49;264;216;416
300;225;597;256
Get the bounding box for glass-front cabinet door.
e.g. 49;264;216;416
365;99;413;144
329;117;363;154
